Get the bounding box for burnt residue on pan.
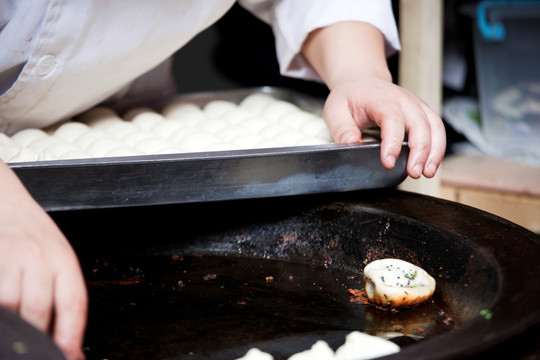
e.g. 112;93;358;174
81;254;454;360
50;189;540;360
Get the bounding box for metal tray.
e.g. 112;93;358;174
9;88;408;211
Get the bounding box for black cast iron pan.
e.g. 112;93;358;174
48;189;540;359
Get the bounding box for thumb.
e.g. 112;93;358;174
322;95;363;144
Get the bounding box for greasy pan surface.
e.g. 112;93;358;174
51;189;540;359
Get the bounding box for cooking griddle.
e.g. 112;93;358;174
50;189;540;360
8;87;408;211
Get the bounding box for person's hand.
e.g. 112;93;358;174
0;162;87;360
322;75;446;179
301;21;446;179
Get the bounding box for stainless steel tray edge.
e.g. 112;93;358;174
10;142;408;211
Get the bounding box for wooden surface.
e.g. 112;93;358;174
397;0;444;197
440;153;540;233
441;153;540;197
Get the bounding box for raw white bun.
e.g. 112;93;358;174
27;136;64;153
122;107;155;122
161;101;202;119
11;129;49;147
203;100;237;118
235;348;273;360
2;93;335;162
262;100;299;121
239;93;277;114
131;112;165;131
54;122;92;142
75;106;119;126
0;133;39;163
363;258;436;307
334;331;400;360
74;130;114;150
288;340;334;360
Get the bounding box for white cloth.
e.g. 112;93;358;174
0;0;399;134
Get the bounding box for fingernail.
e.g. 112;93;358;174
427;162;437;176
414;164;423;177
385;155;396;168
341;131;360;144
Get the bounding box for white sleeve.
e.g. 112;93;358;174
238;0;401;83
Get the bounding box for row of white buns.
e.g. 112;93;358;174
236;331;400;360
1;93;334;163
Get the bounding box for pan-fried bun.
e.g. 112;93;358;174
363;258;436;307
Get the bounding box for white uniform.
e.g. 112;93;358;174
0;0;399;134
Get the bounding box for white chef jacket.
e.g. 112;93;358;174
0;0;400;135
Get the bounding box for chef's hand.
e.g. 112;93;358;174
302;21;446;179
0;161;87;360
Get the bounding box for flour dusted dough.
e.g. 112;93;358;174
75;106;120;128
162;101;202;119
334;331;400;360
363;258;436;308
280;111;318;129
274;129;308;145
180;130;223;152
234;331;400;360
204;100;237;118
131;112;165;131
85;138;126;157
133;137;176;154
11;128;49;148
42;141;83;157
295;136;330;146
99;120;137;139
27;136;65;153
218;126;252;143
231;133;267;149
123;107;156;122
121;129;157;147
288;341;335;360
236;348;273;360
3;92;335;162
54;122;92;142
151;120;186;139
104;147;143;157
74;130;115;150
300;119;328;137
222;108;254;124
242;117;272;133
0;133;39;163
239;93;277;114
58;150;91;160
262;100;299;121
259;123;289;139
201;118;229;133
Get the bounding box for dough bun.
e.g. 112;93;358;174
363;258;436;307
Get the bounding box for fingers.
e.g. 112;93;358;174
372;105;406;170
0;225;87;360
322;93;362;144
379;98;445;179
323;85;446;179
399;101;433;179
19;252;54;333
53;265;88;360
0;264;21;312
421;103;447;178
0;247;54;333
0;167;87;359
